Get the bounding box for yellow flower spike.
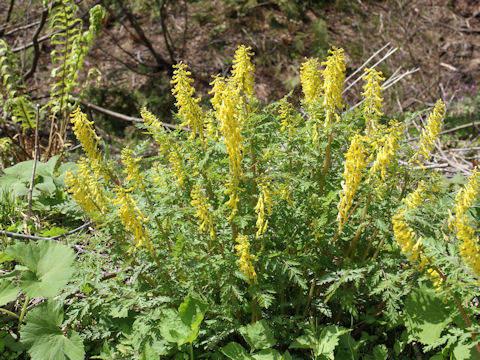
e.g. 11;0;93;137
369;120;404;181
70;107;101;160
231;45;256;98
121;147;144;191
254;181;273;238
337;134;369;230
171;62;204;139
278;99;296;137
190;184;215;240
450;170;480;276
65;157;107;216
234;234;258;283
112;186;150;248
210;75;246;219
412;99;446;164
362;68;385;137
168;150;186;188
321;47;346;126
300;57;322;104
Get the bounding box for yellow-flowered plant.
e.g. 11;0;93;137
231;45;255;99
254;180;273;238
70;107;101;160
449;170;480;276
121;147;144;191
300;58;322;104
362;68;385;138
112;186;150;248
278;98;297;137
65;157;107;216
191;184;215;240
337;134;369;230
321;46;346;126
171;62;204;140
369;120;404;181
235;234;257;283
412;99;446;163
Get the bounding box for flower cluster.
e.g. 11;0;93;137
321;47;346;126
278;98;296;137
362;68;385;137
112;186;150;248
337;134;369;230
369;120;404;182
254;180;273;238
231;45;255;98
190;184;215;240
449;170;480;276
171;62;204;139
235;234;257;283
121;147;144;191
300;58;322;104
70;107;101;160
414;99;446;162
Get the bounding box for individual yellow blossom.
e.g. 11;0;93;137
337;134;369;230
112;186;150;248
369;120;404;181
321;47;346;126
121;147;144;191
190;184;215;239
412;99;446;163
231;45;256;98
254;181;273;238
65;157;107;216
300;58;322;104
171;62;204;139
235;234;257;283
278;98;296;137
70;107;101;160
449;170;480;276
210;76;246;219
362;68;385;137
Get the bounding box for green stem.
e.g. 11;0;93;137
17;296;29;331
189;342;194;360
0;307;20;320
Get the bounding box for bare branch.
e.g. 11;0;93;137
23;8;49;81
0;0;16;37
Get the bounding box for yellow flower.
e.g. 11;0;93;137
300;58;322;104
278;98;296;137
70;107;101;160
190;184;215;239
171;62;204;139
254;180;273;238
321;47;346;126
121;147;144;191
65;157;107;216
449;170;480;276
168;150;186;188
412;100;446;163
337;134;369;230
141;108;169;152
112;186;150;248
369;120;404;181
209;75;246;219
362;68;385;137
235;234;257;283
231;45;256;98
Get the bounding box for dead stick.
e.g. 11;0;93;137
27;105;40;219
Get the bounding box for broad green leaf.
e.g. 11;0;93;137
240;320;276;351
3;160;34;180
313;326;351;359
178;295;207;334
372;344;388;360
252;348;283;360
36;155;58;178
20;301;85;360
221;342;251;360
0;253;14;264
336;333;359;360
404;285;452;345
453;340;478;360
0;279;18;306
159;309;191;346
6;240;76;298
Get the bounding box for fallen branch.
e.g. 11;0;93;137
0;221;93;242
